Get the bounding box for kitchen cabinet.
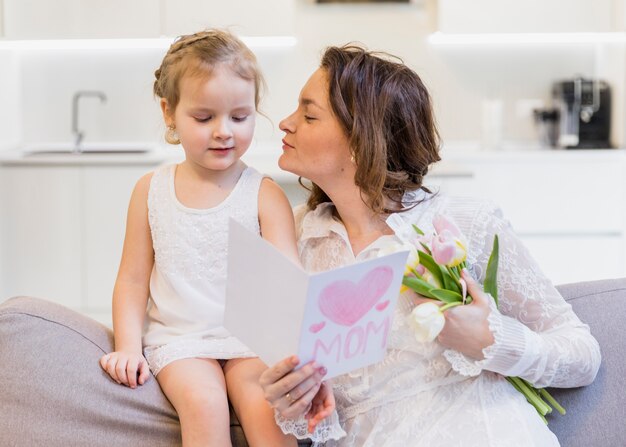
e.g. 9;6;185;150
424;150;626;284
2;0;295;40
0;166;83;309
162;0;295;37
437;0;616;33
3;0;161;39
0;157;164;324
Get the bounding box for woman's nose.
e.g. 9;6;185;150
279;112;296;133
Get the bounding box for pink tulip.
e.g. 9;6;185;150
433;214;462;238
432;229;467;267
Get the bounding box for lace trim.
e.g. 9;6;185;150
275;409;346;443
144;338;256;376
443;303;503;377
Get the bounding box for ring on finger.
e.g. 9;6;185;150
285;392;296;404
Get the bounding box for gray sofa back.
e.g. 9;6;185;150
0;278;624;446
548;278;626;446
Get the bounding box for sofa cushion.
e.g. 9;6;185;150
548;278;626;446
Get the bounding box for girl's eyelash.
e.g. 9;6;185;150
232;116;248;122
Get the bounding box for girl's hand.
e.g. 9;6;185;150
305;381;336;433
259;355;327;419
412;270;495;359
99;351;150;389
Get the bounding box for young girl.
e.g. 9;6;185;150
99;29;299;447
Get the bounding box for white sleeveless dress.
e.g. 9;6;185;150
142;163;263;375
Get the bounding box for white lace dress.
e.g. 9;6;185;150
278;191;601;447
142;164;262;375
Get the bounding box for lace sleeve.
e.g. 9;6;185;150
274;409;346;444
444;201;601;388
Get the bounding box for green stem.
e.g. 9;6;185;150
509;377;551;416
539;389;566;415
439;301;464;313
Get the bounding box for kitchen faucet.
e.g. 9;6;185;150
72;91;107;152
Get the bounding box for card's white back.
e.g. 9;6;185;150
224;219;308;367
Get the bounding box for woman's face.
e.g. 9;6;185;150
278;68;353;185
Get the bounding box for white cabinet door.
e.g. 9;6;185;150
81;165;156;313
438;0;614;33
0;166;82;308
3;0;161;39
521;235;625;285
434;157;624;234
162;0;296;37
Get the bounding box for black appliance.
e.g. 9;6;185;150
552;78;611;149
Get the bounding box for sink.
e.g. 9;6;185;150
23;142;154;156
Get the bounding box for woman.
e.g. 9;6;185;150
259;45;601;446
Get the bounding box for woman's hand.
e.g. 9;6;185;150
259;355;327;419
305;381;336;433
99;351;150;388
413;270;495;359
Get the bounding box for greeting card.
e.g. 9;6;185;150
224;219;409;379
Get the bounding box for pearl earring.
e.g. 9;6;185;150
165;124;180;145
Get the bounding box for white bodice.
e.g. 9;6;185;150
279;191;601;447
142;164;263;349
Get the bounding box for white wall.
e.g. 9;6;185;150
2;0;625;152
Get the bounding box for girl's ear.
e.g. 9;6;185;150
160;98;173;126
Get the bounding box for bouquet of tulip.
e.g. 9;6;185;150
401;215;565;424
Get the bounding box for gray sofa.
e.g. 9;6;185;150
1;278;625;446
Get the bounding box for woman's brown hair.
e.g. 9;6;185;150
305;45;441;214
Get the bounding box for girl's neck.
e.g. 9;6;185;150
180;158;246;186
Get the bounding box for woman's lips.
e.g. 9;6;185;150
282;139;294;150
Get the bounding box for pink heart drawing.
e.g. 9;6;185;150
375;300;390;311
318;266;393;326
309;322;326;334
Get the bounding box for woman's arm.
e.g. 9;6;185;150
100;173;154;388
443;202;601;388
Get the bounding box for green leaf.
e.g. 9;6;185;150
417;251;443;286
430;288;463;303
441;269;461;294
402;276;436;299
419;241;432;255
484;234;499;307
412;224;424;236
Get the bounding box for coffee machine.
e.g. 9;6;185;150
552;78;611;149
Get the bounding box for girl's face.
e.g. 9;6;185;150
163;64;256;173
278;68;353;185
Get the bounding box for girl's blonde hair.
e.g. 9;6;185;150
153;29;264;143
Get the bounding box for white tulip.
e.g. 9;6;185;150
407;302;445;343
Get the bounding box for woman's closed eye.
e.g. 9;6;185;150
304;115;317;122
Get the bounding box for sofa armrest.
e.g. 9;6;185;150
0;296;181;447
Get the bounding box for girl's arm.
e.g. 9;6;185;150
257;178;300;263
100;173;154;388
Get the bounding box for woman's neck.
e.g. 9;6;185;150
322;181;394;256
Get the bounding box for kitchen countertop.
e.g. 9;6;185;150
1;142;624;180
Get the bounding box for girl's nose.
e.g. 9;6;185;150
279;111;296;134
213;118;233;140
